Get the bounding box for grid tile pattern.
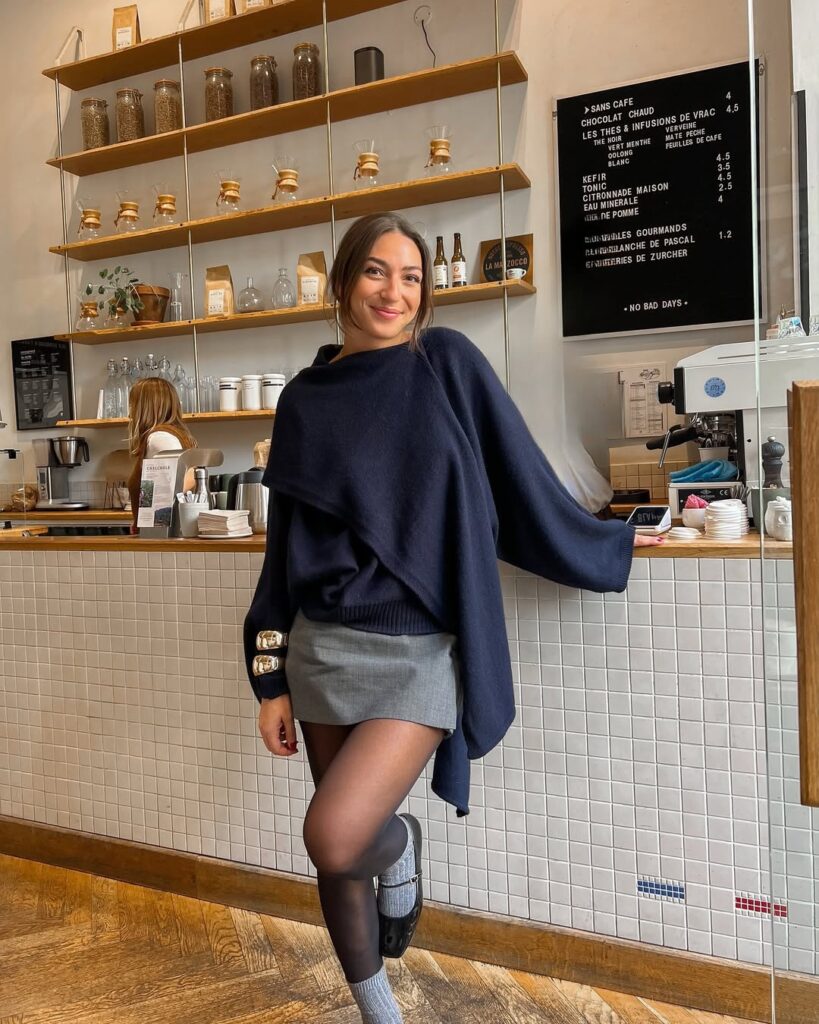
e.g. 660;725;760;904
610;460;689;503
0;549;813;974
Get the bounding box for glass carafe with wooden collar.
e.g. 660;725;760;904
271;156;300;204
76;196;103;240
353;139;380;190
114;190;141;233
153;183;178;226
216;172;242;215
425;125;454;176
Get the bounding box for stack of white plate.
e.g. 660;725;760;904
704;499;749;540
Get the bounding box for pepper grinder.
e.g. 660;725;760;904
761;435;785;488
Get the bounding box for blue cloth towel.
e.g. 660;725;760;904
669;459;739;483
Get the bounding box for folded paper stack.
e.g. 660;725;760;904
197;509;252;538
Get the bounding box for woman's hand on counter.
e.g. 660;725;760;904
633;532;666;547
258;693;299;756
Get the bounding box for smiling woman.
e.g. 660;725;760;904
326;212;434;357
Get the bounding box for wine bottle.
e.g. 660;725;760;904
451;232;467;287
433;235;449;290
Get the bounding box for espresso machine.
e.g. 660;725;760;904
33;436;90;510
652;338;819;512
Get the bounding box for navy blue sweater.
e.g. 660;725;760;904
245;327;635;816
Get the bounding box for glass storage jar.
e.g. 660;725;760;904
154;79;182;133
80;97;110;150
115;88;145;143
250;56;278;110
292;42;321;100
205;67;234;122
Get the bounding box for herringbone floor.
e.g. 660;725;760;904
0;852;763;1024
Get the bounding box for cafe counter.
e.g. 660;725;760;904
0;523;804;985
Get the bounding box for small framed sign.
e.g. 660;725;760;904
11;337;74;430
479;233;534;283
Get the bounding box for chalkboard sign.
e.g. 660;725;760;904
11;337;74;430
556;61;759;337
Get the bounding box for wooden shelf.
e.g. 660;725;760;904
58;281;535;344
56;409;276;429
3;510;132;523
53;162;530;264
47;53;527;177
42;0;403;92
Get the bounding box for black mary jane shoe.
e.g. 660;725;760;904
377;812;423;959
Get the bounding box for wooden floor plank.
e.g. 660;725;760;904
645;1001;699;1023
35;862;67;922
0;858;760;1024
470;959;552;1023
554;977;627;1024
228;906;279;973
61;867;92;927
89;876;118;939
201;899;248;970
170;891;211;955
143;887;179;950
593;988;667;1024
511;968;594;1023
400;948;486;1024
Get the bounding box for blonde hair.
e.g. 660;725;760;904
128;377;195;457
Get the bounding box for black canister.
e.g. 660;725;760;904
354;46;385;85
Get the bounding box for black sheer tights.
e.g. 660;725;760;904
299;719;444;983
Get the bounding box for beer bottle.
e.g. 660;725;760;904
433;235;449;290
451;232;467;287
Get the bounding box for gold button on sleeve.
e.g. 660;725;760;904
252;654;285;676
256;630;289;651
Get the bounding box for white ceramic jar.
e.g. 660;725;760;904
242;374;263;411
219;376;242;411
262;372;286;409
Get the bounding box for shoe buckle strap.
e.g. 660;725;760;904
378;870;421;888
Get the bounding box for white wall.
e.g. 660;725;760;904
0;0;792;504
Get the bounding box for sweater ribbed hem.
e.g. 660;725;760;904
300;598;442;635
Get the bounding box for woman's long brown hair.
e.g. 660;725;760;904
128;377;195;457
328;212;434;351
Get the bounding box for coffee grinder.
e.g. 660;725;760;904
33;436;91;510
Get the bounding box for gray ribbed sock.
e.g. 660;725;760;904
377;816;416;918
348;964;403;1023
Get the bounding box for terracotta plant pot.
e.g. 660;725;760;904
133;284;170;323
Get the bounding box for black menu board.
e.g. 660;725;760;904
556;61;758;337
11;337;74;430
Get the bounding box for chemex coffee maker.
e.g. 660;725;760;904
650;339;819;514
33;436;90;510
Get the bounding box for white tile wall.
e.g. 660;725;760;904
0;548;813;974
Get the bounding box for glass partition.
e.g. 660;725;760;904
754;1;819;1019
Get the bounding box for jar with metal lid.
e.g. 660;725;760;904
154;80;182;134
115;88;145;143
205;67;234;122
292;42;321;100
80;97;110;151
250;56;278;110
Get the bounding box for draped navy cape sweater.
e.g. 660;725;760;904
244;327;635;817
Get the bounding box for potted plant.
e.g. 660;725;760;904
87;266;170;326
87;266;143;328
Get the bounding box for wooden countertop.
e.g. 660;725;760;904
0;531;793;558
2;509;132;523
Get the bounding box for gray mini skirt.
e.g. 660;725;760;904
286;609;463;737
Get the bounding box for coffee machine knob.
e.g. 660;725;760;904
657;381;675;405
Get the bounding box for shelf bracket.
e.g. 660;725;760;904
53;26;86;67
